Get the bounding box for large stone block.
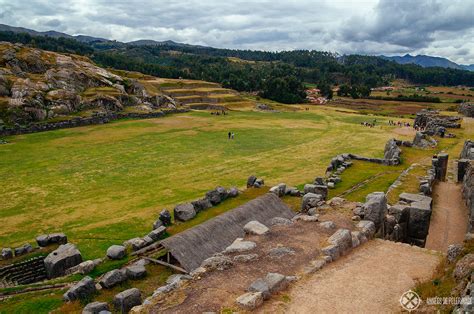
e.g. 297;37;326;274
113;288;141;313
362;192;387;230
99;269;127;289
63;276;96;302
302;193;323;211
107;245;126;260
173;203;196;221
82;301;109;314
244;221;269;235
328;229;352;254
408;201;432;240
44;243;83;279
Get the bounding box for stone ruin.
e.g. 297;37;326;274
414;109;461;137
458;102;474;117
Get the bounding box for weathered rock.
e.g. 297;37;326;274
388;204;410;223
328;229;352;255
268;247;295;258
201;255;233;271
321;244;340;261
293;214;319;222
357;220;376;239
399;192;432;205
247;175;257;187
447;244;463;263
124;238;146;251
248;278;271;299
453;254;474;281
82;301;109;314
49;233;68;245
147;226;166;241
107;245;126;260
14;243;33;256
269;217;292;226
159;209;172;226
302;193;323;211
67;260;96;275
174;203;196;221
36;234;50;247
319;221;336;230
304;184;328;200
244;221;269;235
236;292;263;310
304;259;326;274
269;183;287;197
63;276;96;302
228;187;239;198
44;243;82;278
285;186;301;196
205;186;228;205
384;138;402;163
113;288;141;314
225;238;257;253
191;198;213;212
126;265;147;280
166;274;192;285
152;219;163;230
234;254;259;263
99;269;127;289
1;248;13;260
265;272;288;293
361;192;387;230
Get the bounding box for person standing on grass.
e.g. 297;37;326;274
228;131;231;139
231;132;235;140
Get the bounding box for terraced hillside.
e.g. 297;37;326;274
144;78;253;109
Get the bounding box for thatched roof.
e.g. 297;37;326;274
160;193;295;271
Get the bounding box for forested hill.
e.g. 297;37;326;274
1;30;474;104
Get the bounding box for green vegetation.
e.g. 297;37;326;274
1;108;408;259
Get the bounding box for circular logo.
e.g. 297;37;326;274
400;290;421;311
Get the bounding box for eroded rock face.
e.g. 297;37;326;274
44;243;82;279
361;192;387;231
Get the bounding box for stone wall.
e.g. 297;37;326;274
459;103;474;117
462;160;474;234
0;256;47;286
0;109;189;136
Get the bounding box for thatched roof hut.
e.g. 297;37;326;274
160;193;295;271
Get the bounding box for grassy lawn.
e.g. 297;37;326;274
1;107;409;259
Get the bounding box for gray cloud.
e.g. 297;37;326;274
0;0;473;63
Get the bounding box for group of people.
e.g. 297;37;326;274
227;131;235;140
361;119;377;128
211;110;228;116
388;120;411;127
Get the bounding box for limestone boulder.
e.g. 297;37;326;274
147;226;166;241
99;269;127;289
191;198;212;212
247;175;257;187
407;201;432;240
236;292;263;310
357;220;376;239
107;245;126;260
269;217;292;226
113;288;141;313
126;265;147;280
1;248;13;260
201;255;233;271
82;301;109;314
225;238;257;253
205;186;228;205
44;243;82;279
244;221;269;235
228;187;239;198
303;184;328;200
174;203;196;221
302;193;323;211
361;192;387;230
14;243;33;256
63;276;96;302
328;229;352;255
248;278;271;299
159;209;172;226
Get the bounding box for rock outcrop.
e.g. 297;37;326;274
44;243;82;279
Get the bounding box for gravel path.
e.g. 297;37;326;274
425;181;468;252
260;239;441;313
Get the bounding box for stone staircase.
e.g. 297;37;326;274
0;256;47;287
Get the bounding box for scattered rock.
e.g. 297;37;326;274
302;193;323;211
304;259;326;274
265;272;288;293
159;209;172;226
248;278;271;299
1;248;13;260
244;221;269;235
191;198;213;212
124;238;146;251
44;243;83;279
174;203;196;221
236;292;263;310
269;183;287;197
201;255;233;271
233;254;259;263
126;265;147;280
454;254;474;281
152;219;163;230
66;260;96;275
63;276;96;302
321;244;340;261
319;221;336;230
303;184;328;200
293;214;319;222
357;220;376;239
268;247;295;258
225;238;257;253
113;288;141;314
247;175;257;187
205;187;228;205
107;245;126;260
447;244;463;263
147;226;166;241
361;192;387;230
14;243;33;256
269;217;292;226
328;229;352;255
228;187;239;198
99;269;127;289
82;301;109;314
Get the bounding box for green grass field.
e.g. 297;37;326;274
0;107;415;259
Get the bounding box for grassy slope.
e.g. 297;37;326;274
1;107;406;259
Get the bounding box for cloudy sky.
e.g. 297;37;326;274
1;0;473;64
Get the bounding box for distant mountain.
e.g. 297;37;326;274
380;54;473;71
0;23;108;43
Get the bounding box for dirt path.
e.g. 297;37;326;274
425;181;468;252
260;239;441;313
